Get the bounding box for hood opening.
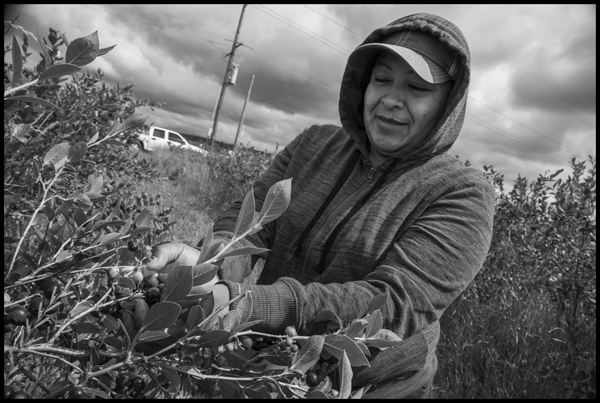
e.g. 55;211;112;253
339;13;471;163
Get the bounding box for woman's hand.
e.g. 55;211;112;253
145;241;220;293
146;241;201;274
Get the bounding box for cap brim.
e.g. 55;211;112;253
348;43;452;84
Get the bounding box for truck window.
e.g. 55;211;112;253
169;133;185;144
153;129;166;139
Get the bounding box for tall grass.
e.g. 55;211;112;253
431;292;596;398
130;145;275;245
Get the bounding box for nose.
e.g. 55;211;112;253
381;90;405;109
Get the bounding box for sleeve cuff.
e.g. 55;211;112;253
217;280;242;310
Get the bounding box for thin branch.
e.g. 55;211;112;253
14;348;83;374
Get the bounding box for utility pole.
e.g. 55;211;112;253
233;73;255;152
210;4;248;150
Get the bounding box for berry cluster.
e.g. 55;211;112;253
213;326;300;368
113;374;147;399
4;280;61;333
4;385;30;399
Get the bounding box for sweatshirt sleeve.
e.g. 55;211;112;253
238;176;495;337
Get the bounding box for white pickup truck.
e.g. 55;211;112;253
129;126;206;155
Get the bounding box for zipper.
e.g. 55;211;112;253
297;165;379;279
366;167;377;182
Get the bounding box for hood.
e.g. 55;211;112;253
339;13;471;162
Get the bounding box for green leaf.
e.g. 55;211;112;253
313;309;343;331
242;384;271;399
197;329;231;349
38;63;81;82
87;131;99;145
230;319;264;334
218;379;243;399
11;123;31;143
69;301;93;317
186;305;206;331
140;301;180;332
134;208;153;227
33;28;50;69
127;226;153;237
86;173;103;194
350;386;369;399
159;364;181;392
191;264;219;286
366;294;387;315
344;319;367;339
137;330;170;343
104;336;127;349
364;338;403;349
68;142;87;163
76;322;100;334
91;219;126;233
306;390;329;399
233;187;256;239
289;335;324;375
359;293;388;318
83;386;111;400
97;232;121;246
107;114;147;137
221;311;240;332
76;193;92;208
7;95;59;110
5;23;38;45
365;309;383;339
218;246;270;259
224;348;258;370
11;35;22;88
324;334;369;367
338;350;353;399
234;292;253;325
197;221;214;263
199;292;214;316
101;314;119;331
73;207;87;227
256;178;292;225
65;31;99;66
43;142;69;169
162;265;193;303
117;277;136;290
98;44;116;56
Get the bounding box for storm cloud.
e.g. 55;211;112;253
4;4;596;190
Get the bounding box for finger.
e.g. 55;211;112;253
146;242;185;271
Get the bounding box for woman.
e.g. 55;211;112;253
147;12;495;398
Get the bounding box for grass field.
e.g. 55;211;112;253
131;146;596;399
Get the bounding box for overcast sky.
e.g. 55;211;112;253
4;4;596;190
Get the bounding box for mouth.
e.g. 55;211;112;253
376;115;407;126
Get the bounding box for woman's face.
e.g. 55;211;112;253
363;51;453;165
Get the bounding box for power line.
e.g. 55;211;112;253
80;4;233;42
468;96;587;156
296;4;581;157
302;4;365;39
251;4;352;56
465;113;568;165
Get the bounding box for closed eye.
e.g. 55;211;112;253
410;85;429;91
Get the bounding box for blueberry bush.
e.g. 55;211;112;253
4;23;402;399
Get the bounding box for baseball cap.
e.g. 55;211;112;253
348;30;460;84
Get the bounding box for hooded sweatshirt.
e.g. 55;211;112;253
212;13;495;398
